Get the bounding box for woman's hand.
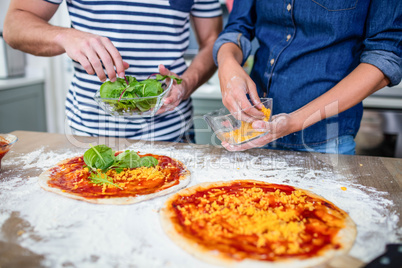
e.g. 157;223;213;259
218;58;264;121
216;42;264;122
221;113;296;151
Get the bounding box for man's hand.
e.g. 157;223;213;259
156;64;186;114
221;114;295;151
55;29;129;82
4;0;129;83
155;15;222;114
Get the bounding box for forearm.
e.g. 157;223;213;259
216;42;243;67
181;42;217;99
181;15;223;99
4;8;66;56
290;63;390;132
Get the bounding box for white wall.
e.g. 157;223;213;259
0;6;8;30
43;3;74;134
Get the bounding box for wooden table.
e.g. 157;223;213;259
1;131;401;268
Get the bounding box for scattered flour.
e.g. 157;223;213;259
1;147;78;170
0;145;400;267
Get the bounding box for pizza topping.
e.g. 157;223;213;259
115;149;141;168
169;181;347;261
105;166;165;182
82;144;159;189
84;144;116;170
84;144;159;171
0;136;8;147
47;152;185;199
0;137;12;169
89;170;123;190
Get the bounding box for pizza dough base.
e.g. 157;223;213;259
160;180;357;268
38;155;190;205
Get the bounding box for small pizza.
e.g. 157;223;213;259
39;145;190;204
160;180;356;267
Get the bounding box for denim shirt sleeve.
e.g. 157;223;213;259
361;0;402;86
212;1;256;66
213;32;252;66
361;50;402;86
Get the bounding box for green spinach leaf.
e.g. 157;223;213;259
89;170;123;190
100;78;126;98
82;144;160;190
83;144;115;170
136;80;163;97
116;150;141;168
98;74;181;114
155;74;182;85
139;156;159;167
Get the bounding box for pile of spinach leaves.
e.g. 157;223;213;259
83;144;159;189
99;74;182;114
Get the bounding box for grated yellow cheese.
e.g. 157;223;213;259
261;106;271;122
176;186;343;255
222;105;271;143
105;166;165;182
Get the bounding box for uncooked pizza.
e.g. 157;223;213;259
39;145;190;204
160;180;356;267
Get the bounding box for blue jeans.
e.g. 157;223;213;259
265;135;356;155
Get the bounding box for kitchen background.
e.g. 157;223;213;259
1;1;401;157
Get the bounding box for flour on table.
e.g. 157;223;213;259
1;146;78;170
0;146;400;267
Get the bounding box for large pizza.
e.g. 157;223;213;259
39;145;190;204
160;180;356;267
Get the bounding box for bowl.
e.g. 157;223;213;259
94;78;174;118
204;98;273;145
0;133;18;170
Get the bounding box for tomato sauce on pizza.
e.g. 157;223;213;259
0;138;11;168
47;154;184;199
165;180;353;262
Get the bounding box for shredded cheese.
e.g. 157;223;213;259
106;166;165;182
261;106;271;122
222;105;271;143
176;186;345;256
69;165;166;192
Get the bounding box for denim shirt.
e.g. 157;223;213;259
213;0;402;147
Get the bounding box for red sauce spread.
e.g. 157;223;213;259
47;154;184;199
169;181;346;261
0;139;10;168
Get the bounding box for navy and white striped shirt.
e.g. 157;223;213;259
46;0;222;141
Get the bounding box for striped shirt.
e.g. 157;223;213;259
46;0;222;141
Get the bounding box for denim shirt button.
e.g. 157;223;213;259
270;59;275;65
287;3;292;11
286;34;291;41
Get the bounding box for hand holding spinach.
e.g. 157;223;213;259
98;74;182;114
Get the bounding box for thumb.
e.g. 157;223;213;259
252;120;270;131
249;91;262;109
123;61;130;70
159;64;171;76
